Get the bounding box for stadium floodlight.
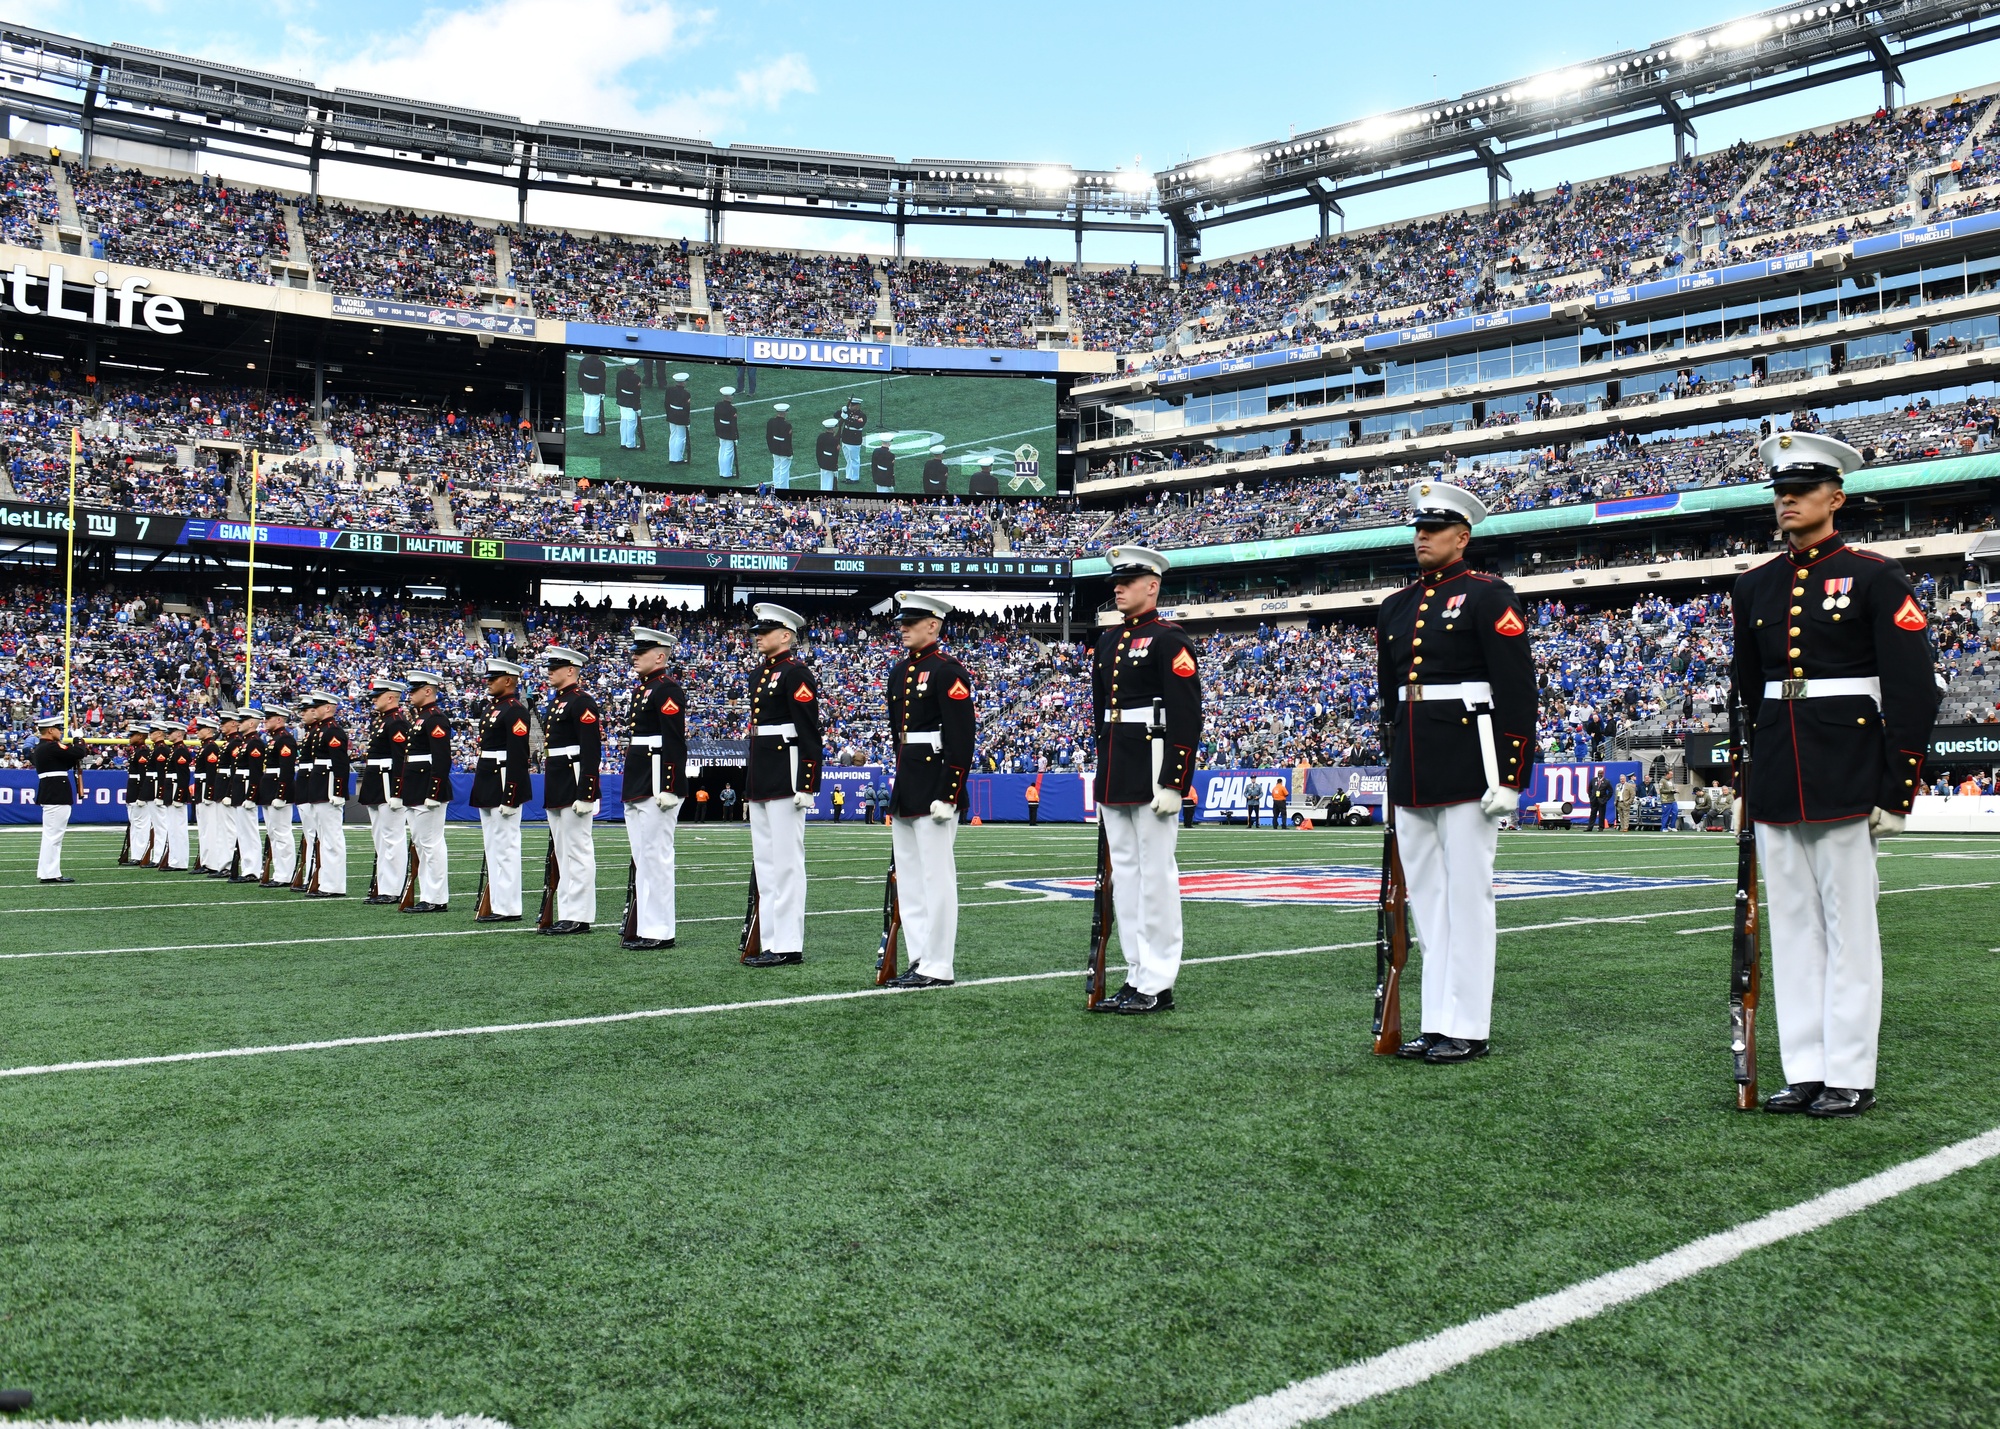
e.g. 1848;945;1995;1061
1672;35;1709;59
1031;167;1076;191
1716;16;1775;47
1521;67;1592;100
1113;169;1153;193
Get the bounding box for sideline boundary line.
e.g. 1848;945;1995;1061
1177;1125;2000;1428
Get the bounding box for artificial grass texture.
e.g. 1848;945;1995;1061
2;823;1997;1426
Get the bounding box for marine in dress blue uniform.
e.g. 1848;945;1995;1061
1375;481;1538;1063
28;715;85;882
743;603;822;966
1090;546;1203;1014
882;593;976;988
1732;432;1941;1118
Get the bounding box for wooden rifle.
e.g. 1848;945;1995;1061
304;831;321;895
117;823;131;865
738;867;761;963
365;837;379;900
1085;819;1114;1009
1372;772;1412;1054
536;832;559;930
475;852;492;920
874;856;903;985
398;836;419;911
260;827;272;885
620;856;638;942
1728;686;1762;1110
138;825;156;867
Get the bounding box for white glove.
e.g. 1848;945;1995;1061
1729;795;1745;834
220;797;234;807
271;799;288;811
654;790;683;810
571;799;597;816
331;796;346;809
1869;806;1906;838
929;799;955;824
1479;786;1518;817
388;796;404;810
793;791;817;812
423;798;441;809
1150;784;1181;816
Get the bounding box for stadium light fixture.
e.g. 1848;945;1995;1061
1113;169;1153;193
1717;16;1775;48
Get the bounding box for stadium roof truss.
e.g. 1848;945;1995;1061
1157;0;2000;235
0;26;1161;238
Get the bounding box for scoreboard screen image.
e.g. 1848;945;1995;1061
565;352;1057;499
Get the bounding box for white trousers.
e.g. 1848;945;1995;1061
1396;800;1500;1041
891;814;960;979
195;802;219;869
368;804;410;897
38;803;71;879
306;802;349;894
264;802;295;885
126;798;150;860
479;806;523;916
548;805;599;923
1102;803;1183;996
748;797;807;953
234;802;260;874
409;802;450;905
161;801;188;869
624;799;681;940
1756;818;1883;1090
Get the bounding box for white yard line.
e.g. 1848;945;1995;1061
1177;1125;2000;1429
0;928;537;962
0;905;1730;1079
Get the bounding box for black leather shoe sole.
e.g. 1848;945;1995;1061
743;951;803;967
621;937;675;950
1396;1034;1437;1060
1763;1083;1824;1114
403;903;449;914
304;890;347;899
1424;1039;1491;1064
473;914;522;923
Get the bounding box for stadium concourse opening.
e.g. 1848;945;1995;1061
4;3;2000;1424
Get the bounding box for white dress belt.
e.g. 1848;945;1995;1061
547;744;581;757
628;735;662;747
366;757;394;767
1398;681;1495;706
903;731;942;748
1102;707;1161;725
404;754;431;764
478;750;508;761
1764;677;1882;705
755;723;797;737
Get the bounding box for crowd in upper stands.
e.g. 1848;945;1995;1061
0;84;1968;360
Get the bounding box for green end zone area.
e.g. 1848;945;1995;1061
565;355;1056;498
3;823;1998;1426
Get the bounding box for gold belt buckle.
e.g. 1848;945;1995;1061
1780;678;1808;700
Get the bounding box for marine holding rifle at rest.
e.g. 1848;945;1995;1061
1374;481;1537;1065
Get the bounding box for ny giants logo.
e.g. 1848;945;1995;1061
993;865;1723;905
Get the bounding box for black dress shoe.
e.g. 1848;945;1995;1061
304;890;347;899
1089;983;1134;1013
404;901;449;914
1397;1032;1441;1060
1116;987;1175;1014
1807;1086;1875;1118
621;936;675;950
1424;1037;1490;1064
743;949;803;967
885;969;953;989
230;874;261;884
38;876;75;884
473;913;522;923
538;920;591;936
257;879;280;889
363;893;398;905
1762;1082;1824;1114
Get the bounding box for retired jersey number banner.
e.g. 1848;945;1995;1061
566;351;1055;499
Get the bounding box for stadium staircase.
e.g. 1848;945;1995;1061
687;254;710;311
492;232;512;290
51;165;80;253
280;205;310;268
429;486;459;536
873;265;893;334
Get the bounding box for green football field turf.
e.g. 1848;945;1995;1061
4;820;1999;1427
564;355;1057;498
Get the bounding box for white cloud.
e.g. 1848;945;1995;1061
209;0;812;139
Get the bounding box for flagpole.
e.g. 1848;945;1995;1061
61;424;78;733
244;451;258;704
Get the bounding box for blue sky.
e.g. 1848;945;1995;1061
22;0;2000;261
